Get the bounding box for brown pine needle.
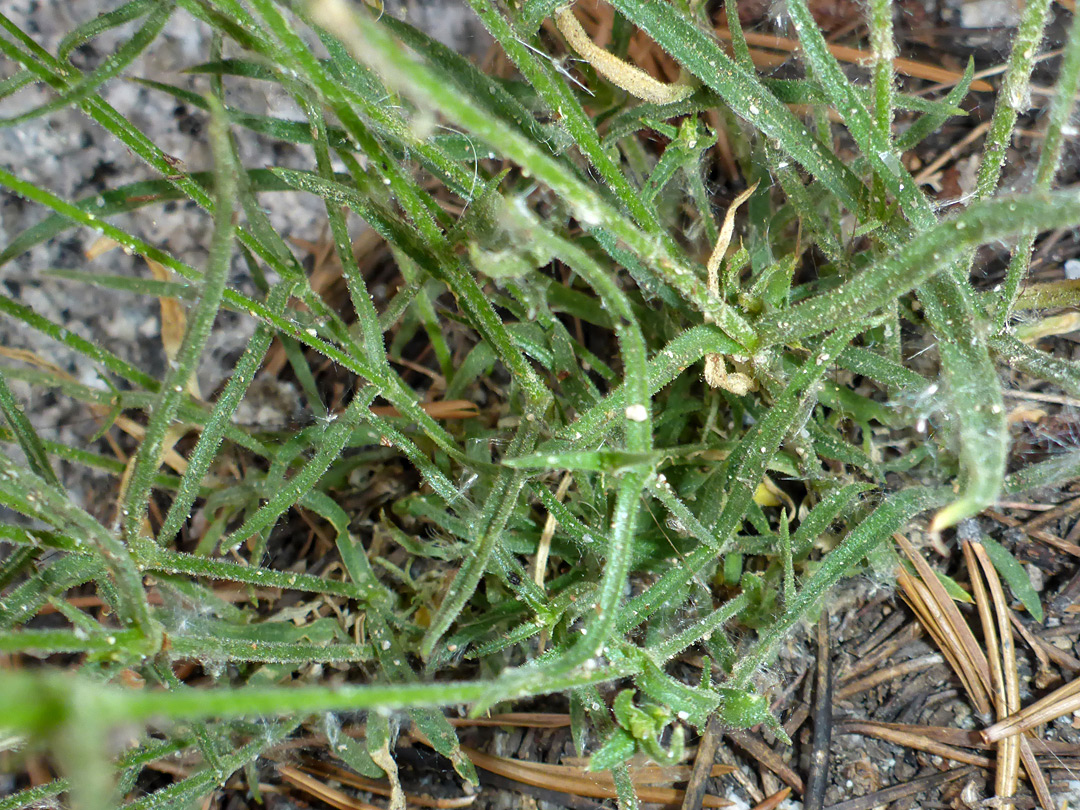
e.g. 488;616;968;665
834;721;1080;756
713;28;994;92
297;762;476;808
458;745;732;807
895;533;993;713
837;721;992;768
278;765;384;810
895;567;990;713
751;787;791;810
982;677;1080;744
894;533;1057;805
1017;736;1054;810
969;541;1021;800
446;713;572;728
369;400;480;419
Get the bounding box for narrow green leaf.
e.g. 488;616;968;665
505;449;663;473
123;97;238;551
979;534;1045;622
0;371;60;488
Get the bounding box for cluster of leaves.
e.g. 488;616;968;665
1;0;1079;807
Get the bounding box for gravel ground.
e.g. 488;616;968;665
0;0;487;505
1;3;293;474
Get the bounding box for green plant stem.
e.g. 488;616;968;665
973;0;1053;202
993;4;1080;328
124;98;237;551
